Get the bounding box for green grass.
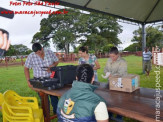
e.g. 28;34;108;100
0;55;162;121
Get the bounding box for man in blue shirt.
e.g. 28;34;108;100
143;47;152;76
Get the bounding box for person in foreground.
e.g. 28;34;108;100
103;47;127;122
57;64;109;122
24;43;59;114
104;47;127;77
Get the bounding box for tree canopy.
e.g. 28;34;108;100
124;26;163;52
5;44;32;56
132;26;163;50
32;9;122;54
124;43;141;52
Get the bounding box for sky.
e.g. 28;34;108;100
0;0;139;52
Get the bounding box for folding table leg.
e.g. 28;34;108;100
39;92;50;122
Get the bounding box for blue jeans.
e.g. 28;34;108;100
94;73;98;82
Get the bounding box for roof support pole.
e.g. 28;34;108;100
142;23;146;74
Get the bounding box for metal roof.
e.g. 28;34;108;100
44;0;163;24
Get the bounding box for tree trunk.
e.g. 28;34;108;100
65;43;69;54
68;43;70;54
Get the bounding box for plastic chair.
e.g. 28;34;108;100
3;90;39;109
2;102;34;122
2;90;44;122
2;102;44;122
0;93;4;111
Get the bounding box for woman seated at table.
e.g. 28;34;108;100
57;64;109;122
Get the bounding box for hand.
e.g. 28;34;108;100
49;64;53;67
108;74;112;79
47;67;51;73
27;80;33;88
93;67;97;70
0;31;10;50
101;72;111;79
41;67;51;73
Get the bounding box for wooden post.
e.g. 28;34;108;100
5;57;8;68
64;54;66;62
152;47;154;64
21;56;24;66
39;92;50;122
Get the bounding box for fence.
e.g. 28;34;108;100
0;52;137;67
152;47;163;66
0;54;78;68
135;51;142;56
0;56;25;67
96;52;136;58
56;53;78;62
1;51;154;68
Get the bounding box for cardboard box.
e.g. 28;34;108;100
109;74;140;92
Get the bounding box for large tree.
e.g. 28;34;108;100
77;12;122;53
32;9;82;54
81;34;107;54
32;9;122;54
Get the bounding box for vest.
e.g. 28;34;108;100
57;81;105;122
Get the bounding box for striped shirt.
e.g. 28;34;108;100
143;51;152;61
24;49;58;78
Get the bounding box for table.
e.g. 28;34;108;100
31;85;163;122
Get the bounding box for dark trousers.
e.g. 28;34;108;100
109;112;123;122
49;95;58;114
38;93;58;114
